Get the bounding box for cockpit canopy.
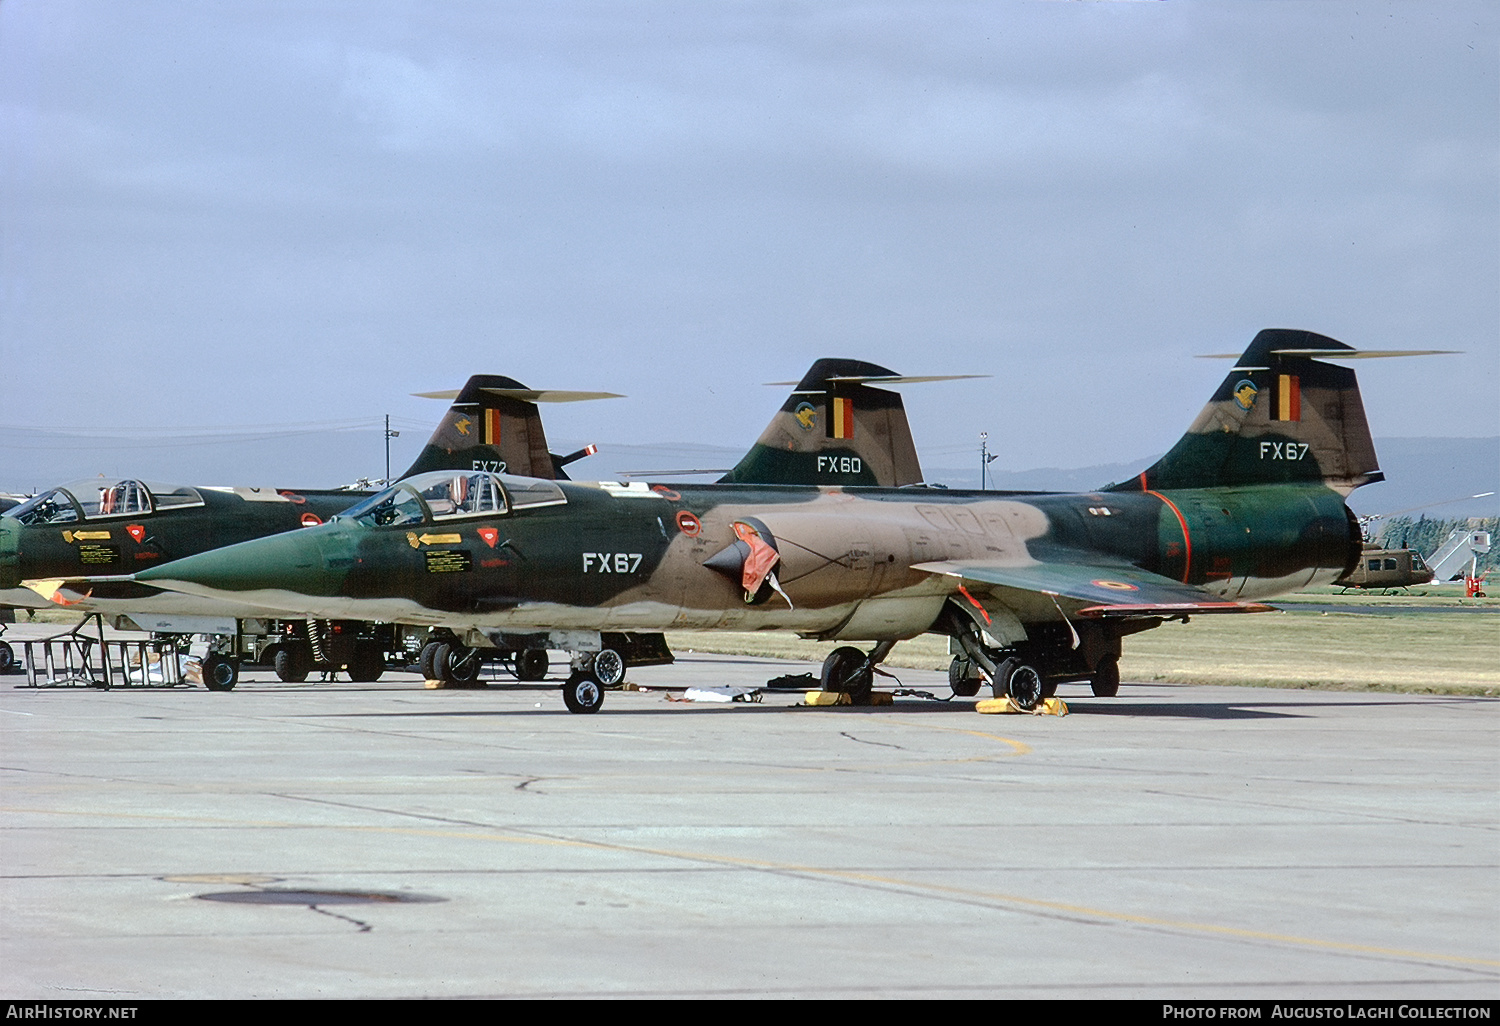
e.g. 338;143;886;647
3;480;204;526
337;471;566;528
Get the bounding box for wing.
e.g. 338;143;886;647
911;560;1273;618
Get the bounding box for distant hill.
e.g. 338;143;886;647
0;425;1494;520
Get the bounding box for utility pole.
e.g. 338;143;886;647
384;415;400;484
980;431;998;490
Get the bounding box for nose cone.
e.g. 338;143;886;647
0;517;19;589
135;527;334;602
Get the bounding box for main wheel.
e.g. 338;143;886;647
562;671;604;714
437;643;481;685
274;643;311;683
590;648;626;687
515;649;549;682
418;641;441;681
202;654;239;692
1005;662;1045;710
0;640;14;674
821;646;872;703
347;640;384;683
948;656;981;698
1091;654;1120;697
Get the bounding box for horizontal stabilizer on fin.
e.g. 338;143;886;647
412;387;623;403
722;359;982;488
401;375;615;481
1197;349;1459;360
1111;329;1388;496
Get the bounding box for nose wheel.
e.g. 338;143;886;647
589;648;626;687
562;672;604;714
202;654;239;692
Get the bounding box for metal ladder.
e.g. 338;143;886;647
20;616;187;688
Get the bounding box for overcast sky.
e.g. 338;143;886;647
2;1;1495;477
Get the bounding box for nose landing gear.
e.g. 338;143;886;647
560;647;627;714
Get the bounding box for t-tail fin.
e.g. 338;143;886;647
400;376;621;481
719;359;933;487
1110;329;1386;496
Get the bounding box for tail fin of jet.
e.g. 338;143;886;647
720;359;980;487
1109;329;1388;496
400;376;621;481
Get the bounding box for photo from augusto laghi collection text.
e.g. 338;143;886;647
1162;1006;1494;1020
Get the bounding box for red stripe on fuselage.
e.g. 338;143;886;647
1146;490;1192;584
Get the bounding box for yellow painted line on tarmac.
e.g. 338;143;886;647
5;803;1494;969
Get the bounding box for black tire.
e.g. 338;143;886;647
821;646;872;703
347;640;384;683
0;640;14;674
274;643;311;683
515;649;549;682
438;643;481;685
562;671;604;714
418;641;440;681
1091;654;1120;697
948;656;981;698
1006;662;1045;710
202;654;239;692
590;648;626;687
989;657;1018;701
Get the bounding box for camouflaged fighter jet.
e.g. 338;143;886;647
398;359;975;685
0;375;613;680
113;329;1423;712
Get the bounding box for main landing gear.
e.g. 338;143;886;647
415;636;553;687
941;604;1121;710
819;641;894;704
415;638;484;686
